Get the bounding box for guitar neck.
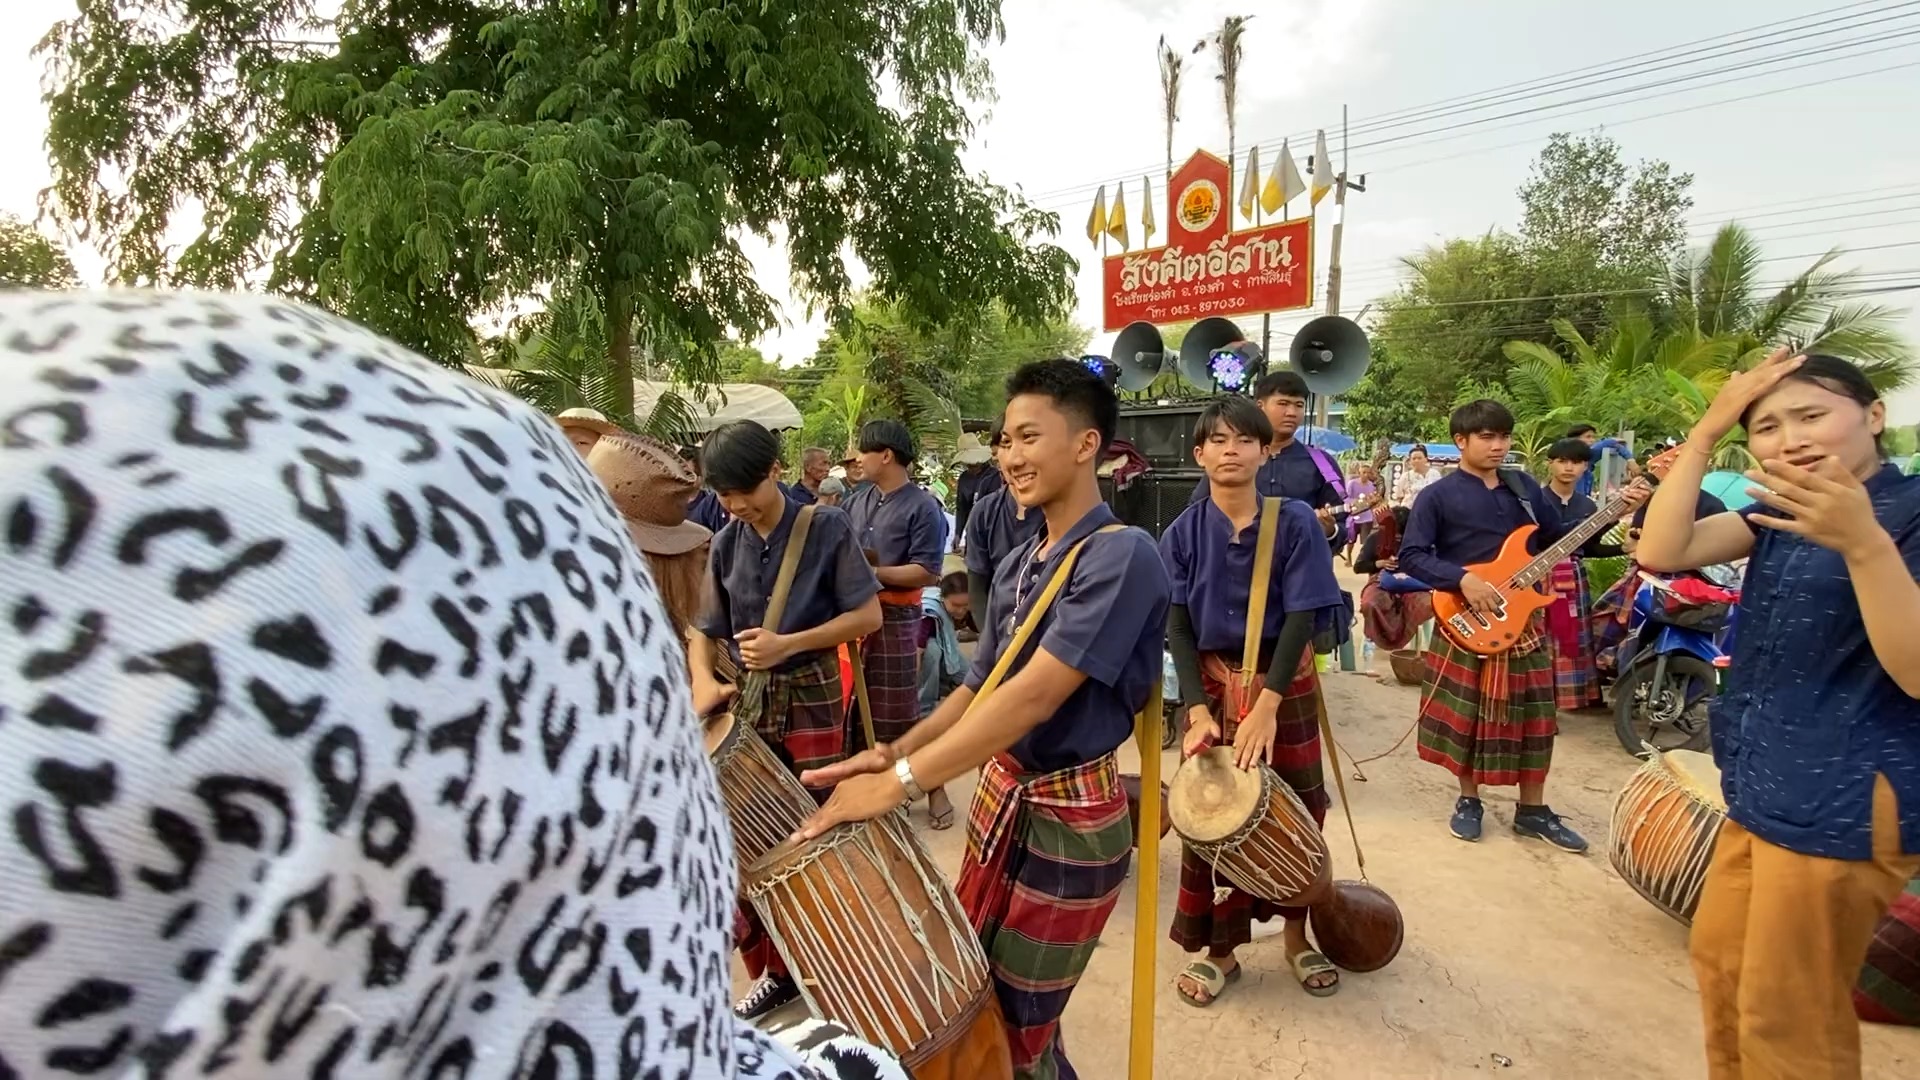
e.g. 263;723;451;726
1508;489;1633;589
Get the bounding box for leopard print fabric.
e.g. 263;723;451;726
0;291;907;1080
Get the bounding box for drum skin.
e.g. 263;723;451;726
1309;880;1405;973
1169;748;1331;905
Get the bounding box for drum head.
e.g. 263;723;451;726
703;712;736;756
1168;747;1267;844
1664;749;1725;810
742;819;855;895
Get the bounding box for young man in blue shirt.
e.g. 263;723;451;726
1639;350;1920;1080
1160;397;1347;1004
799;359;1170;1079
1186;370;1345;541
1398;401;1638;852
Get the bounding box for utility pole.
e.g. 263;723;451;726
1315;104;1366;430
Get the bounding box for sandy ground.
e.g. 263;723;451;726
738;573;1920;1078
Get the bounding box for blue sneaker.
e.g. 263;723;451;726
1449;797;1484;842
1513;806;1589;853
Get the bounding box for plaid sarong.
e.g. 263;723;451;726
1856;872;1920;1026
856;598;923;746
731;650;847;783
1360;580;1434;651
1545;558;1602;711
1415;629;1558;788
955;753;1131;1080
1170;651;1328;954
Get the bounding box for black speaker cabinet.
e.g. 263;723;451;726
1100;469;1203;540
1114;403;1206;471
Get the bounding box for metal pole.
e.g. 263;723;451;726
1318;104;1350;434
1126;691;1163;1080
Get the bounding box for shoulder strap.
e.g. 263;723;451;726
1306;446;1347;499
971;524;1126;704
1242;498;1284;676
761;504;817;631
1498;468;1539;526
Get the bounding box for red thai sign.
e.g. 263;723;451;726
1100;149;1314;331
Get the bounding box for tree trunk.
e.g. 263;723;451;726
606;270;636;422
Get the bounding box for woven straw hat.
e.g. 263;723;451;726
586;431;712;556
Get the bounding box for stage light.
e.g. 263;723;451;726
1207;341;1264;394
1079;354;1120;389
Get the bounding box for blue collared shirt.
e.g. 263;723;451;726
1397;468;1569;591
1714;465;1920;860
963;488;1044;579
967;503;1171;772
844;481;945;576
1159;497;1344;653
696;498;879;670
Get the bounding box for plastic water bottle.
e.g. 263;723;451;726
1362;640;1376;666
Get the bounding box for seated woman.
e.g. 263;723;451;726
0;290;906;1080
1355;505;1434;658
919;571;971;721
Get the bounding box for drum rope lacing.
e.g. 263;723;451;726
751;814;986;1055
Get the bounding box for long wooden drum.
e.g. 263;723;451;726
745;812;992;1067
1168;747;1331;906
1608;748;1726;924
706;713;818;869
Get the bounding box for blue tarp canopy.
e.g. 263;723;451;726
1390;442;1462;461
1297;426;1356;453
1702;470;1757;510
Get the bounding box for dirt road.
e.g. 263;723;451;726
741;615;1919;1076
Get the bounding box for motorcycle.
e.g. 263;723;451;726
1611;564;1740;757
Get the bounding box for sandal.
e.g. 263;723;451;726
1289;949;1341;998
1174;959;1241;1008
928;794;955;831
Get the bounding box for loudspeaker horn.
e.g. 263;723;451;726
1289;315;1371;395
1112;321;1171;392
1177;316;1255;389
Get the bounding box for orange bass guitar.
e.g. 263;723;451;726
1428;452;1671;656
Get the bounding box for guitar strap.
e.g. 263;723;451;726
1498;468;1539;525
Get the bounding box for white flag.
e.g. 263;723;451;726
1263;139;1307;217
1310;129;1335;207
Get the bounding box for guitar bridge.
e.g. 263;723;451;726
1447;613;1477;638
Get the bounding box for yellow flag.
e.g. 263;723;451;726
1107;181;1130;251
1086;185;1108;249
1238;145;1262;220
1311;129;1335;207
1141;175;1156;241
1262;139;1307;217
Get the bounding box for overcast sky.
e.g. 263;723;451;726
4;0;1916;421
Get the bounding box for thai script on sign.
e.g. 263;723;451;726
1117;233;1296;292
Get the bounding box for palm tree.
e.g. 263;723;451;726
1668;222;1914;390
1158;36;1184;183
1195;17;1252;187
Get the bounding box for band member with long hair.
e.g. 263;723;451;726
843;419;951;825
687;419;883;1021
1637;349;1920;1080
1160;397;1347;1003
798;359;1170;1079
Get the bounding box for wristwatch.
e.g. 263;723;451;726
894;756;925;802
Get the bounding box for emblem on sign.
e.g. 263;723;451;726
1177;179;1221;232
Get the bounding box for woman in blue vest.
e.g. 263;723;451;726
1638;349;1920;1080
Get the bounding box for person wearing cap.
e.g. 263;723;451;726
816;475;848;507
555;406;619;457
688;420;883;1022
953;431;1003;551
584;431;712;638
843;418;952;828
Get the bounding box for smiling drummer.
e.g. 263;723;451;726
1160;396;1347;1003
687;419;882;1023
798;360;1170;1079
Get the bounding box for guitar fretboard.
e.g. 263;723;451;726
1506;488;1633;590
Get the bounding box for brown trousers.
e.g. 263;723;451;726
1690;775;1920;1079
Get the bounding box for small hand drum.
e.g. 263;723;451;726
1168;747;1331;906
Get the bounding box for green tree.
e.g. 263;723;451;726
1667;222;1915;391
0;213;80;289
40;1;1076;418
1340;134;1692;448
